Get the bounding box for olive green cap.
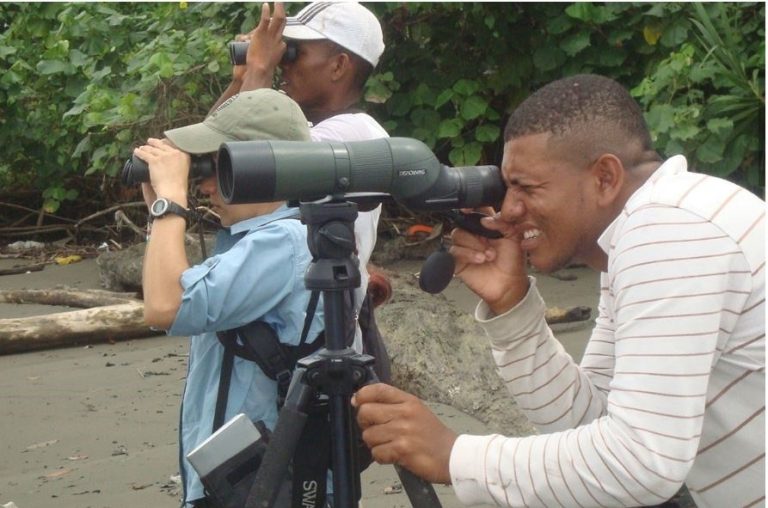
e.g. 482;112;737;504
164;89;310;154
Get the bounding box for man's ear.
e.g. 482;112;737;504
329;52;351;82
590;154;625;207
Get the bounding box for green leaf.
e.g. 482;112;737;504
475;124;500;143
37;59;74;75
546;15;572;35
646;104;676;134
452;79;479;97
449;141;482;166
92;66;111;80
643;24;662;45
0;45;18;58
559;32;591;56
42;198;61;214
695;136;725;164
460;95;487;120
565;3;595;22
364;79;392;104
660;22;689;48
437;118;463;138
706;118;733;136
434;89;453;108
69;49;88;68
671;123;701;141
533;44;566;71
73;135;91;157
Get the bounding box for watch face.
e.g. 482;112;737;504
151;198;169;216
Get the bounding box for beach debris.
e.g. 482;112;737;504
43;468;73;479
545;306;591;324
111;445;128;456
54;255;82;265
550;270;578;281
24;439;58;451
6;240;45;252
2;501;20;508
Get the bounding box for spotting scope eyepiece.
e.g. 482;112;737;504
216;137;505;211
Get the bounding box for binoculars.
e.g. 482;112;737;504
228;40;298;66
121;154;215;186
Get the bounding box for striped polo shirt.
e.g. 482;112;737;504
450;155;765;507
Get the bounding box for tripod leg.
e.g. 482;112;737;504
394;465;444;507
245;380;315;508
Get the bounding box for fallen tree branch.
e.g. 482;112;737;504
0;302;162;354
75;202;145;227
0;288;140;307
0;262;47;276
0;288;159;354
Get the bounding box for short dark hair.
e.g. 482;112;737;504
504;74;658;167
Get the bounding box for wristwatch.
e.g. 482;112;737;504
149;198;189;223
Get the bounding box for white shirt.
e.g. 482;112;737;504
310;112;389;328
450;156;765;507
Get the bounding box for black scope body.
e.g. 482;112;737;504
120;154;216;186
216;137;506;211
229;40;298;66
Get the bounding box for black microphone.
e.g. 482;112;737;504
418;245;455;294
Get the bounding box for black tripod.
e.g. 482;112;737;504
244;199;441;508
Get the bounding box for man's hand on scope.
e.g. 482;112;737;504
353;383;457;485
240;2;287;91
450;206;530;316
134;138;190;207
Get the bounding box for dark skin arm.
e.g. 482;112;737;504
352;383;457;484
209;2;286;114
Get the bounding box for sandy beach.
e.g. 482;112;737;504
0;253;598;508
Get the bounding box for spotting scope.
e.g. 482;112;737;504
217;137;505;210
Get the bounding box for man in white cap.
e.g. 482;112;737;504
213;2;389;357
137;89;325;507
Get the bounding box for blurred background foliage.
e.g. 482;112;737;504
0;2;763;220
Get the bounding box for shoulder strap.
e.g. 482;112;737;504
214;288;324;419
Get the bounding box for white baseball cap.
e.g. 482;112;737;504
283;2;385;67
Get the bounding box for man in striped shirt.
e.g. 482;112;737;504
353;74;765;507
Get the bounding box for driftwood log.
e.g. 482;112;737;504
0;289;161;354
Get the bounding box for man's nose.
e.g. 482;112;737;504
499;190;525;222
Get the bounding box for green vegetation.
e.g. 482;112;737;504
0;2;763;219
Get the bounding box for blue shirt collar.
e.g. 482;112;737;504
228;204;301;235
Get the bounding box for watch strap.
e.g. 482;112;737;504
151;198;190;224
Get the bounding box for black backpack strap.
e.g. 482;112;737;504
214;289;324;422
213;335;235;432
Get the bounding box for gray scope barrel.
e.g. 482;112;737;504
217;137;505;211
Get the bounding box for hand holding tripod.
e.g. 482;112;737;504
244;198;441;508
